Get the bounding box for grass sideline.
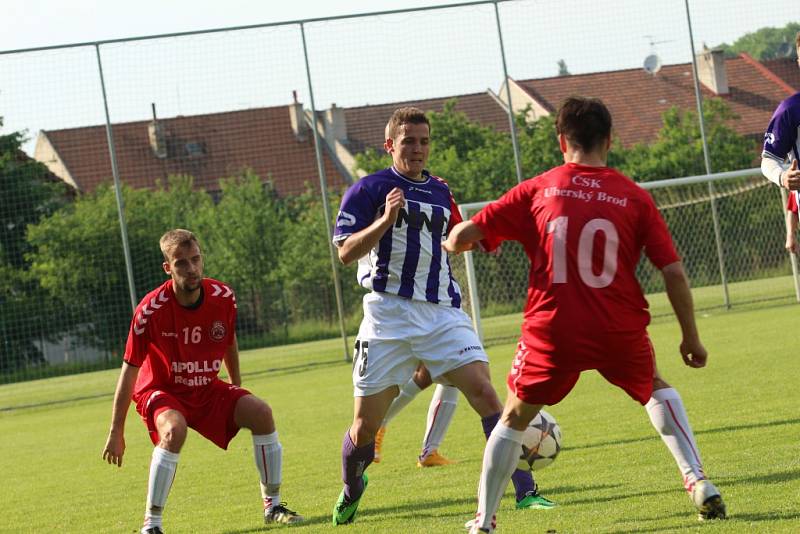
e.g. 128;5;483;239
1;304;799;533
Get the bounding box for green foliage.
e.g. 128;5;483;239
26;178;211;356
0;122;68;373
619;98;757;181
718;22;800;60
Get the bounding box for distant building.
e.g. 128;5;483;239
34;52;798;195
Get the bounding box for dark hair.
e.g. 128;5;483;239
555;96;612;152
385;107;430;139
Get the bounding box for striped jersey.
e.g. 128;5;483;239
762;92;800;164
333;166;463;307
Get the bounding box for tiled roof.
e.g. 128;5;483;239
515;55;794;147
761;57;800;92
342;91;510;154
42;106;348;196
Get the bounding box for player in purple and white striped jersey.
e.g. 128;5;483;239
761;33;800;189
331;108;551;527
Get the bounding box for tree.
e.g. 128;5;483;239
27;177;211;356
0;121;68;374
718;22;800;60
196;170;290;336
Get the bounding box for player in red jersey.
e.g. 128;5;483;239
102;229;302;534
444;97;727;532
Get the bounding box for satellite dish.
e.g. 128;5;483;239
643;54;662;75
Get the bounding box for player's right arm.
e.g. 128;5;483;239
337;187;404;265
661;262;707;369
102;361;139;467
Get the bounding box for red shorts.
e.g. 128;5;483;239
134;379;251;449
507;331;655;406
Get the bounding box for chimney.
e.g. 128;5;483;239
324;103;347;142
289;90;309;139
696;47;729;95
148;103;168;159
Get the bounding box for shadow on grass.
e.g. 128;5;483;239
0;359;346;412
565;417;800;452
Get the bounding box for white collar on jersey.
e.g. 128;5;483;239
390;166;430;184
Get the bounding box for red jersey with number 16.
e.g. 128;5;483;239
124;278;237;402
472;163;679;347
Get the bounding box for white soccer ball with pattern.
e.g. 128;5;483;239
518;409;562;471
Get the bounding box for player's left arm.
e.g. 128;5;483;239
661;262;707;369
223;334;241;387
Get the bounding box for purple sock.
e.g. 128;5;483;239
481;412;536;501
341;429;374;501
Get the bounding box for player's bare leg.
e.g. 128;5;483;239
334;386;399;525
234;394;303;525
142;409;186;534
377;364;432;462
646;370;726;520
442;362;546;514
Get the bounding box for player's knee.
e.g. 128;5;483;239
159;421;187;451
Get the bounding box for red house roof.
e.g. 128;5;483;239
515;54;796;147
41;105;348;196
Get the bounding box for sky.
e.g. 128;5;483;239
1;0;797;152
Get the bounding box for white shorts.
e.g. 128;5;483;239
352;292;489;396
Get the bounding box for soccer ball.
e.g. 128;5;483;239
518;409;562;471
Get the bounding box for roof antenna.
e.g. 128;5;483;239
642;35;671;75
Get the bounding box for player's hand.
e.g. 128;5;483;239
785;237;798;254
103;431;125;467
680;337;707;368
781;160;800;190
382;187;405;225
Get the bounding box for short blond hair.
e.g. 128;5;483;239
385;107;430;140
159;229;200;261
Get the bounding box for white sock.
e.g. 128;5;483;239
420;384;458;459
144;447;179;529
476;424;524;531
254;432;283;511
381;378;422;426
646;387;706;490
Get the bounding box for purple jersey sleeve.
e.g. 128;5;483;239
333;179;380;245
763;93;800;161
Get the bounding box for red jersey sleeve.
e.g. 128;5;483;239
123;302;150;367
640;192;680;269
471;181;536;251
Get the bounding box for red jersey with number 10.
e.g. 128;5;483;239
124;278;237;401
472;163;679;346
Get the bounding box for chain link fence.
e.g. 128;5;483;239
1;0;797;383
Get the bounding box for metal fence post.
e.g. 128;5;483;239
460;206;484;342
493;1;523;184
683;0;730;309
95;44;137;313
300;22;351;362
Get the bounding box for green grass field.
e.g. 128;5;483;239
2;303;800;533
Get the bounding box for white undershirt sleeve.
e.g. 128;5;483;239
761;156;786;187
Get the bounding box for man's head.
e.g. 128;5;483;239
384;107;430;180
556;96;612;157
160;229;203;294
